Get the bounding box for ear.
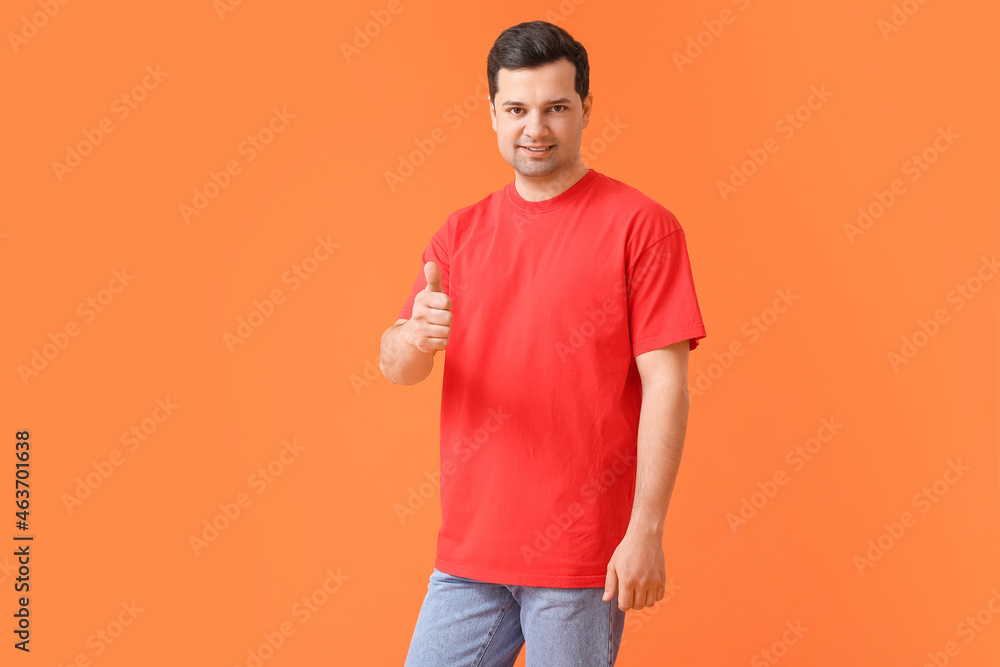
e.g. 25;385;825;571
489;97;497;132
581;92;593;130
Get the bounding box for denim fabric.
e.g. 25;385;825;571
404;568;626;666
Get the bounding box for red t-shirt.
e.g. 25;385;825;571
397;168;706;587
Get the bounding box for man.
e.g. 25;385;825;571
380;20;707;667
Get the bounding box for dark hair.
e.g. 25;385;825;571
487;21;589;105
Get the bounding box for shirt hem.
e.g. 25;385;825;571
435;556;609;588
633;324;707;356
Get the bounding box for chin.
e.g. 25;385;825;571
512;159;558;177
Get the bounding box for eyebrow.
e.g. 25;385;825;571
501;98;573;107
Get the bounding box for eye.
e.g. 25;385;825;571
508;108;523;115
551;105;566;112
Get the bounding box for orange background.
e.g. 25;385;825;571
2;0;999;665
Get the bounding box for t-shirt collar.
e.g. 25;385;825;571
505;168;599;213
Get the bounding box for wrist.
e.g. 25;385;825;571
401;323;439;360
627;507;666;537
397;320;422;352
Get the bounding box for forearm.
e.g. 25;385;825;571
628;380;690;537
379;322;436;385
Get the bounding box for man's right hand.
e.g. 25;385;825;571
404;261;452;354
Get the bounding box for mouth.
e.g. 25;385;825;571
520;144;554;156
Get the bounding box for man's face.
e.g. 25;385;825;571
489;58;592;183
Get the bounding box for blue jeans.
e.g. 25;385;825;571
404;568;627;666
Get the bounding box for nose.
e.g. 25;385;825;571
522;109;549;140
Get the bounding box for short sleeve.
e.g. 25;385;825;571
627;228;707;356
397;216;452;321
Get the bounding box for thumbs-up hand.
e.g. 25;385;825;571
405;261;452;353
424;261;444;293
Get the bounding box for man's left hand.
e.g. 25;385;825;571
602;529;666;611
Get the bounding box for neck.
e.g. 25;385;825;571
514;162;590;202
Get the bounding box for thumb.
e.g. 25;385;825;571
423;261;443;293
602;564;618;602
